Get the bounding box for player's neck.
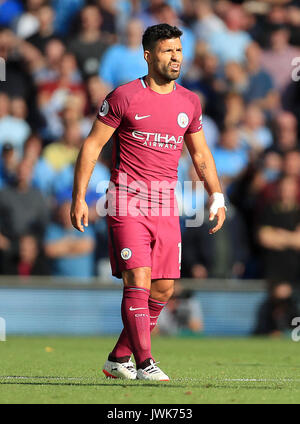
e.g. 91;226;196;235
144;75;175;94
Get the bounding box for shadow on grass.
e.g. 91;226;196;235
0;376;285;390
0;376;183;388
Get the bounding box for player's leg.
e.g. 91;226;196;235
102;215;153;379
103;267;153;379
135;214;181;381
133;279;173;381
105;279;174;370
149;279;174;332
105;279;174;381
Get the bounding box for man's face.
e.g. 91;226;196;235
146;37;183;82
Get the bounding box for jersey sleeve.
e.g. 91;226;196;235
97;87;127;128
186;94;203;134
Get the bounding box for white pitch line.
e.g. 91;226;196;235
0;376;86;380
224;378;300;382
1;376;300;383
0;375;300;383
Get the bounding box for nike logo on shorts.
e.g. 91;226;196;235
135;114;151;120
129;306;148;311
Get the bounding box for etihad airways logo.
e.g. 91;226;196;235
132;131;183;149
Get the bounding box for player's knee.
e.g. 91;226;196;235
122;267;151;289
151;283;174;302
164;285;174;301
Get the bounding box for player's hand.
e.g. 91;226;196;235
208;192;226;234
70;198;89;232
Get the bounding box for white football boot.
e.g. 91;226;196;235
102;358;137;379
137;359;170;381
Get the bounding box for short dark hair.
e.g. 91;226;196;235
142;23;183;51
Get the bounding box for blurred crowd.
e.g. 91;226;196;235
1;0;300;289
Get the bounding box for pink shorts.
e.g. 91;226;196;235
107;213;181;280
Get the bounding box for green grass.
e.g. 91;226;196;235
0;335;300;404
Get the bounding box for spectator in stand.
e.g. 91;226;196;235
43;120;82;172
248;151;283;213
36;50;85;141
257;175;300;282
0;93;31;159
97;0;118;43
238;104;273;156
0;142;19;188
183;49;226;128
0;27;39;111
53;158;110;203
222;61;249;98
85;75;110;118
23;134;56;197
51;0;84;37
253;281;299;337
223;92;245;128
2;233;50;276
207;5;253;65
14;0;45;39
0;159;48;252
99;18;147;89
271;111;299;155
31;38;66;84
261;25;300;95
25;3;56;53
282;150;300;181
257;150;300;211
192;0;226;43
244;42;279;114
253;3;287;49
286;2;300;47
182;191;249;279
10;96;28;120
68;5;109;79
58;94;92;140
212;125;248;187
136;0;163;29
44;192;95;279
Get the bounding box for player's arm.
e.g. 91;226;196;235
71;119;115;232
185;130;226;234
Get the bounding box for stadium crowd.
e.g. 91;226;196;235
0;0;300;290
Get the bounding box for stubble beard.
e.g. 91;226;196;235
155;63;181;83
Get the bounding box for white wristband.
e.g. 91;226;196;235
209;192;227;215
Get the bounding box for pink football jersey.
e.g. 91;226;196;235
97;77;202;202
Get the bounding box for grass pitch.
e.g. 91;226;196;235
0;335;300;404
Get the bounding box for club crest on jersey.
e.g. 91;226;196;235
177;112;189;128
99;100;109;117
121;248;132;260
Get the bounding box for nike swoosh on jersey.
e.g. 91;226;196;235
129;306;148;311
135;114;151;120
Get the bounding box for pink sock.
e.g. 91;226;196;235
110;294;167;360
148;297;167;331
118;286;152;367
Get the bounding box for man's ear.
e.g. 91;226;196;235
144;49;151;64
